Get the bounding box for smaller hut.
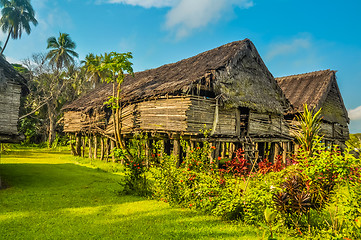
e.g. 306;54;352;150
276;70;349;147
0;57;28;143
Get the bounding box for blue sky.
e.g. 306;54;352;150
3;0;361;132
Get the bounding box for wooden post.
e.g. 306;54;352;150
88;136;92;159
269;142;276;162
111;140;115;162
70;134;76;155
81;136;85;157
105;138;109;162
75;133;81;156
282;142;287;163
221;142;225;158
173;138;181;167
93;135;98;159
229;143;235;159
214;141;221;166
274;142;280;161
100;137;104;161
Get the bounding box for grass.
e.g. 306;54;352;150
0;147;269;240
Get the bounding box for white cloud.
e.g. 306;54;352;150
106;0;253;39
165;0;253;39
107;0;177;8
266;36;311;61
349;106;361;120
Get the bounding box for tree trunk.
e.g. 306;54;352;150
0;27;12;56
47;103;56;148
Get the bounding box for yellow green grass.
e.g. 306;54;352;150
0;147;268;240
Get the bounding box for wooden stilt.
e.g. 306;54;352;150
173;138;181;167
93;135;98;159
221;142;225;158
105;138;109;162
214;141;221;166
88;136;92;159
81;136;85;157
100;137;104;161
75;133;81;156
111;140;115;162
70;134;76;155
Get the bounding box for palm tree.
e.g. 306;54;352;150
46;33;79;70
82;53;103;88
0;0;38;55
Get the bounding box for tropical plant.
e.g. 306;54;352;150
294;104;323;155
0;0;38;54
46;33;79;70
84;52;134;161
81;53;103;88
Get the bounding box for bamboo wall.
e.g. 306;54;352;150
0;83;21;137
248;112;291;138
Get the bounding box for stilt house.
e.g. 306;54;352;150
63;39;293;161
276;70;349;146
0;57;28;143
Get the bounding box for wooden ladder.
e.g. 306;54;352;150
242;136;258;166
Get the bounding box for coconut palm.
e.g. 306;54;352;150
0;0;38;55
46;33;79;70
81;53;103;88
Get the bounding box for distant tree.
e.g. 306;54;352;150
21;53;90;147
46;33;79;70
0;0;38;55
81;53;103;88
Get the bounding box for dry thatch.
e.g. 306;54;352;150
276;70;349;126
63;39;290;114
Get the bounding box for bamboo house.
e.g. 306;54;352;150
276;70;349;147
62;39;349;162
0;57;28;143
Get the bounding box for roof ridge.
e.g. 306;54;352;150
275;69;335;79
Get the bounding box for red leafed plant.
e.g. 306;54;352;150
258;155;286;175
221;148;250;178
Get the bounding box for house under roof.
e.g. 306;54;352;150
276;70;349;142
0;56;28;143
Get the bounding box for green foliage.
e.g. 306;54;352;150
114;134;150;196
46;32;79;70
295;104;322;154
0;0;38;54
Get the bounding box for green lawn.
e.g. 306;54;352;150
0;147;267;240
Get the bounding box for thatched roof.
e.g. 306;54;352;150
63;39;290;114
0;56;28;94
276;70;349;125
